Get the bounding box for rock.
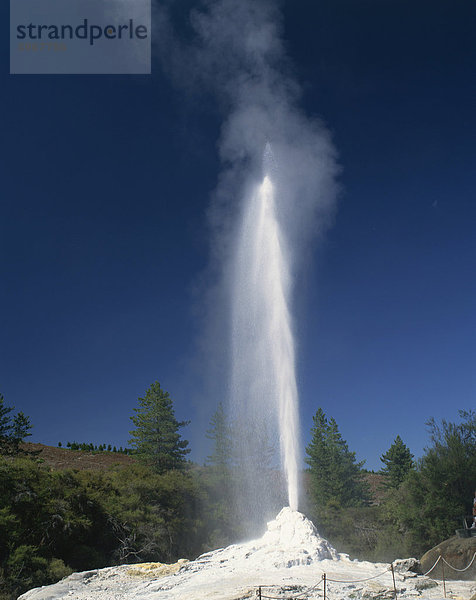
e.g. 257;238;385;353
420;535;476;581
127;559;189;578
414;577;438;591
392;558;421;574
362;582;394;599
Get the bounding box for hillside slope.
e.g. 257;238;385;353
23;442;136;471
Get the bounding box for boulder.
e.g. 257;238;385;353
414;578;438;591
392;558;421;574
420;535;476;581
126;559;189;578
362;582;394;600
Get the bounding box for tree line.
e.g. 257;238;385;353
59;442;132;454
0;385;474;600
304;408;475;560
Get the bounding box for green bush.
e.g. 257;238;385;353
0;457;207;599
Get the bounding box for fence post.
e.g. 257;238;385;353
390;563;397;600
258;586;262;600
441;556;446;599
323;573;326;600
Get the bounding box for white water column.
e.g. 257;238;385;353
231;165;300;512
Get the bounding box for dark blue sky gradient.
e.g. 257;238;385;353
1;0;474;469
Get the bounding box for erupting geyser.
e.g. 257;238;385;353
231;144;300;513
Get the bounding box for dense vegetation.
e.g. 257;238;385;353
0;387;474;600
303;408;475;561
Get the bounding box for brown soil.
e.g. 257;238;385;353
22;442;136;471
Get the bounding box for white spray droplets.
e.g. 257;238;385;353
231;151;300;514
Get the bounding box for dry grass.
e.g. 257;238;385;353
22;442;136;471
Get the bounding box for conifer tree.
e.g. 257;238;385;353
0;394;13;439
0;395;32;454
203;403;237;545
0;394;14;454
129;381;191;474
11;412;32;442
8;411;33;453
206;402;232;472
380;435;414;488
305;408;368;508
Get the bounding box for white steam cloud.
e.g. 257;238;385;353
155;0;339;531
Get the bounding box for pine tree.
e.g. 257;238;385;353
0;394;14;454
380;435;414;488
0;394;13;439
129;381;191;474
0;396;33;454
206;402;232;472
305;408;368;508
8;411;32;453
11;412;32;442
305;408;332;506
203;403;237;545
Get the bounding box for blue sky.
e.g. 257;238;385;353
1;0;474;471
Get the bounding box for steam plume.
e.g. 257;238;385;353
155;0;339;531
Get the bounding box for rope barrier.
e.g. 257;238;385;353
259;590;317;600
258;568;392;599
259;592;307;600
421;551;476;576
440;552;476;572
326;567;390;584
421;555;442;576
258;577;323;599
255;552;476;600
292;576;324;599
